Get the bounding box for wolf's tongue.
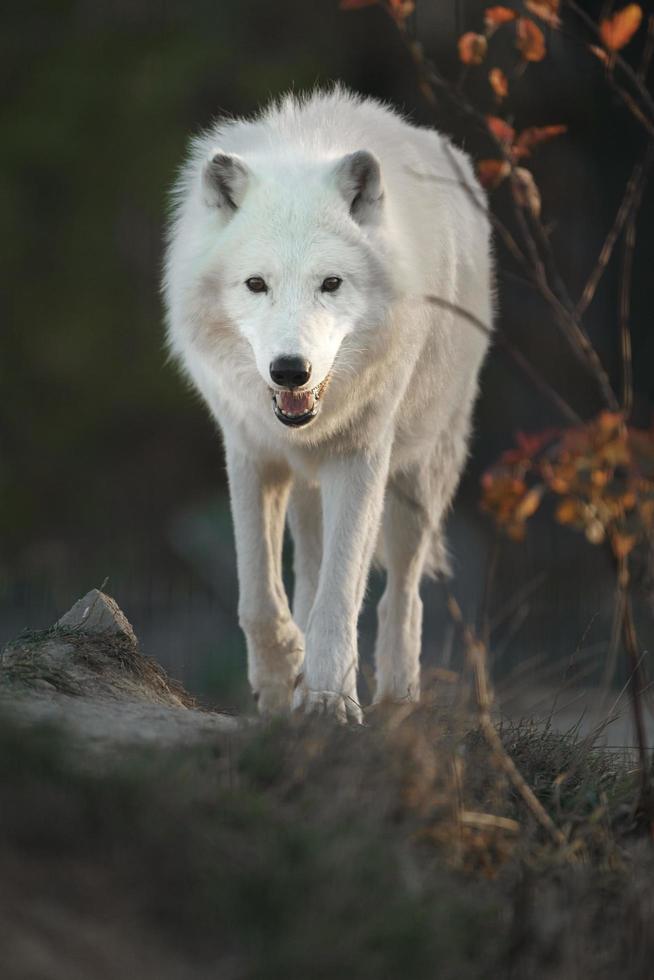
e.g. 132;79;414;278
277;390;315;415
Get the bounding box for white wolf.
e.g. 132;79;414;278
164;88;492;721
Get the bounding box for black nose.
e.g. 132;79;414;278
269;356;312;389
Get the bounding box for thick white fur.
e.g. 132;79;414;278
164;87;492;721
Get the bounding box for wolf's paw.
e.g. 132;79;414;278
293;686;363;724
253;680;295;716
372;684;421;706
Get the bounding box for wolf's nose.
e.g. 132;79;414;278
269;356;312;389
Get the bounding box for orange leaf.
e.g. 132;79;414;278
619;491;637;511
597;410;624;434
513;124;567;158
489;67;509;99
485;6;517;29
458;32;488;65
611;532;637;559
600;441;631;467
549;475;570;494
524;0;561;28
516;17;547;61
556;498;580;525
476;158;510;189
486;115;516;145
599;4;643;51
590;468;610;487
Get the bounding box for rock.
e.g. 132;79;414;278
56;589;138;645
0;589;240;752
2;589;189;705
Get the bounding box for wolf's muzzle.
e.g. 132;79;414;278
271;388;319;427
270;375;331;428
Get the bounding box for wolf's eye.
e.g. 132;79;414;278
246;277;268;294
321;276;342;293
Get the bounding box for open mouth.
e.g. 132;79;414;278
271;378;329;428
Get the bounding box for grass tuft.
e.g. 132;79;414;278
0;701;652;978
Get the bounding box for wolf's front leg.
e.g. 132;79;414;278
296;446;391;722
225;442;303;715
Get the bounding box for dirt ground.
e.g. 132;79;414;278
2;591;653;979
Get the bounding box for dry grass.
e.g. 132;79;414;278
0;625;195;707
0;692;652;979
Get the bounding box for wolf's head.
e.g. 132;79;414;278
168;146;395;431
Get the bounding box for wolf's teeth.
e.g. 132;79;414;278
271;386;323;424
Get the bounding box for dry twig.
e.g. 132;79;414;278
575;142;654;321
447;593;566;846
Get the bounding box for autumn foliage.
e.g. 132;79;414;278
443;3;650;567
340;0;653;811
599;4;643;52
481;414;654;562
339;0;650;571
448;5;651;594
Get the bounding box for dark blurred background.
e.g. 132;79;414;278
2;0;653;711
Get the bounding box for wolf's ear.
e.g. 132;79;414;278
333;150;383;225
203;150;250;211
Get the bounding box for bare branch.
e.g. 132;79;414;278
400;39;619;409
619;209;637;418
495;330;585;425
447;592;566;846
423;293;583;424
638;13;654;85
575;141;654;320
